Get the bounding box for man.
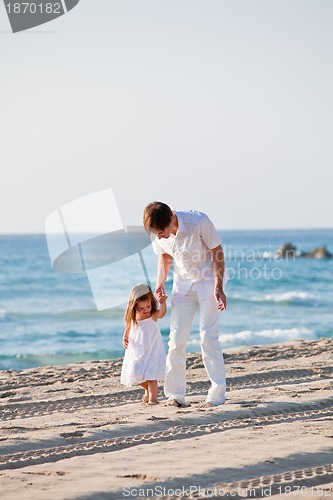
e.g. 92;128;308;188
143;201;227;408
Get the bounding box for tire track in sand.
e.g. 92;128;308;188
160;463;333;499
0;366;331;421
0;398;332;471
1;338;332;392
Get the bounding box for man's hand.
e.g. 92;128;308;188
155;283;166;299
156;289;168;304
215;286;227;311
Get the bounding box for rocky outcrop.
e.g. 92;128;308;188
301;246;333;259
276;243;332;259
275;242;297;259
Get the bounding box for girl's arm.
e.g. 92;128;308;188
152;293;167;320
122;326;130;349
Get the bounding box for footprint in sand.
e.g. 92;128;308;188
60;431;85;439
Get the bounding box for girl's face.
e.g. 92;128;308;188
135;298;152;320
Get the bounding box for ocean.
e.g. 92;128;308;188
0;229;332;371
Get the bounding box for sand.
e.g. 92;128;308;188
0;338;332;499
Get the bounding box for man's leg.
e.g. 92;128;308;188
199;294;226;405
164;287;197;404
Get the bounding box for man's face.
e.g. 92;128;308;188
154;224;172;240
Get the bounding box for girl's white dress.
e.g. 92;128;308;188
121;317;166;387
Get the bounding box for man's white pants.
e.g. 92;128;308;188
164;286;226;405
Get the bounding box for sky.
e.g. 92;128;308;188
0;0;332;233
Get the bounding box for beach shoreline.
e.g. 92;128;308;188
0;338;332;499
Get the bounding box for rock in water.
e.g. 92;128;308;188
276;242;297;259
307;246;332;259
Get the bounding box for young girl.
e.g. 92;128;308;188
121;283;167;405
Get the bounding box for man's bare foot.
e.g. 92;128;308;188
200;402;217;410
165;399;181;407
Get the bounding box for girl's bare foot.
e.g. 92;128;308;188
142;393;149;404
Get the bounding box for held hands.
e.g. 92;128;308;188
156;289;168;304
155;284;168;304
215;285;227;311
154;285;168;319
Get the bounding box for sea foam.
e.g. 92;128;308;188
219;327;315;346
258;291;317;304
230;290;319;305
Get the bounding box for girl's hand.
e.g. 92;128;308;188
122;336;129;349
156;290;168;304
155;283;166;297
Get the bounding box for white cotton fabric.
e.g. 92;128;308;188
121;317;166;387
152;210;228;304
163;286;226;405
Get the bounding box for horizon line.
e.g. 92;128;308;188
0;226;332;236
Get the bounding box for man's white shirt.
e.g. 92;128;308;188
152;210;227;304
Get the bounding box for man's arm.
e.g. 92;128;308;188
211;245;227;311
155;253;173;296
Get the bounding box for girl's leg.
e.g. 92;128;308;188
146;380;158;404
140;382;149;402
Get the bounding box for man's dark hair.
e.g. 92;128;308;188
143;201;173;232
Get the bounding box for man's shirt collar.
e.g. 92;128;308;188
175;210;186;234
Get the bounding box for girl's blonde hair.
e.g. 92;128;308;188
125;284;158;330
